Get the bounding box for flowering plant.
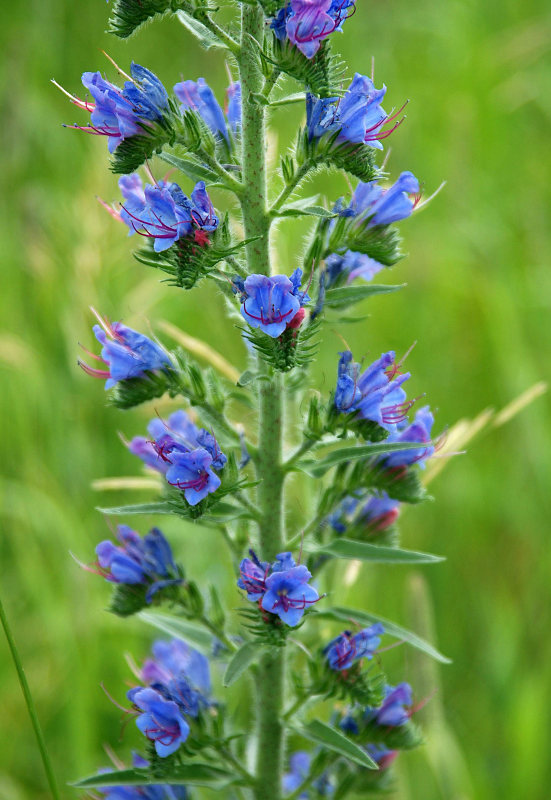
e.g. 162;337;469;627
45;1;454;797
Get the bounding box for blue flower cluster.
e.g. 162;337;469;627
335;350;412;430
307;73;404;149
93;525;183;603
325;172;420;289
117;173;219;252
63;63;168;153
78;311;170;389
129;409;227;506
98;753;189;799
238;550;320;626
128;638;211;757
324;624;384;670
174;78;241;142
234;269;310;338
272;0;355;59
283;751;333;797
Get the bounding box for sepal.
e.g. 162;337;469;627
241;317;321;373
134;214;250;290
296;127;378;183
266;37;346;98
109;576;183;617
110;101;179;173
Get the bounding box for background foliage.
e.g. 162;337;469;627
1;0;550;797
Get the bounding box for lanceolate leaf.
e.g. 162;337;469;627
176;10;225;50
298;441;425;477
297;720;378;769
139;611;213;652
318;607;451;664
316;538;445;564
223;641;259;686
72;763;238;789
96;502;175;516
158;150;219;183
324;283;405;309
277;205;336;219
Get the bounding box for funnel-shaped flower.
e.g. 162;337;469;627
272;0;355;59
324;623;384;670
379;406;435;469
174;78;241;141
130;687;190;757
262;565;320;626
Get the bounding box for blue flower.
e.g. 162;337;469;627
306;73;394;149
365;743;398;770
130;687;190;757
142;638;211;698
325;251;384;288
237;552;271;601
94;525;183;604
166;448;221;506
128;409;226;504
324;623;384;670
78;311;170;389
65;63;168;153
239;274;303;338
379;406;435;470
174;77;241;142
262;565;320;626
271;551;297;572
283;752;333;796
351;172;420;226
272;0;355;59
118;174;218;252
365;682;412;727
334;350;412;430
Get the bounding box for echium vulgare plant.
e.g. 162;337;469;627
50;1;452;798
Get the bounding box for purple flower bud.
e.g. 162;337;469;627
283;751;333;796
365;743;398;769
78;311;170;390
352;172;420;227
365;682;413;727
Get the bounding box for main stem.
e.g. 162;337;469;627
238;8;285;799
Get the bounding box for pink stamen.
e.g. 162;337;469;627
78;360;110;379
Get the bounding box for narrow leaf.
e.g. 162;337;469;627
97;502;174;516
223;641;259;686
72;763;235;789
317;539;445;564
318;607;451;664
158;151;218;183
277;205;335;219
139;611;213;652
237;369;257;387
325;283;405;309
176;10;225;50
298;441;425;477
298;720;378;769
270;92;306;107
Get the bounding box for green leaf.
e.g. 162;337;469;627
324;283;405;309
96;502;174;516
318;607;451;664
316;538;445;564
298;441;425;477
236;369;257;387
297;720;378;769
72;763;236;789
277;205;336;219
158;151;219;183
223;641;259;686
139;611;213;652
176;10;225;50
283;194;320;211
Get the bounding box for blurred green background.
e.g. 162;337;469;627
1;0;550;798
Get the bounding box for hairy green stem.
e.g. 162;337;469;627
238;7;286;799
269;161;313;217
0;591;60;800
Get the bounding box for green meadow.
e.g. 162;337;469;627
1;0;550;797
